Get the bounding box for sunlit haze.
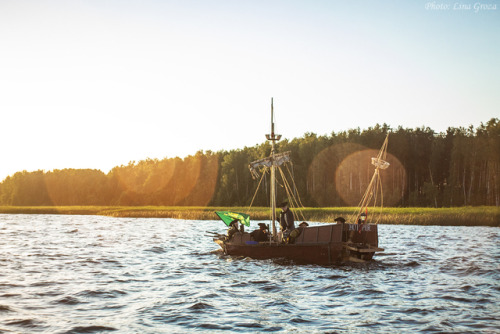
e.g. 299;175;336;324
1;0;498;181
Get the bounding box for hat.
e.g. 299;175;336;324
334;217;346;223
258;223;267;229
299;222;309;227
278;201;288;208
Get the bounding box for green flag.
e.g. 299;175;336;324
215;211;250;227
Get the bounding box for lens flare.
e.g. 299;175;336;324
112;153;219;206
335;149;405;207
308;143;365;206
308;143;406;207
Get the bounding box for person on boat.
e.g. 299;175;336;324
357;212;367;224
334;217;346;224
250;223;269;242
226;219;241;240
287;221;309;244
279;201;295;240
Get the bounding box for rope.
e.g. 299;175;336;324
246;169;267;215
350;134;390;224
376;172;384;224
285;163;307;210
278;166;306;222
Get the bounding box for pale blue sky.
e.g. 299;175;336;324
0;0;498;181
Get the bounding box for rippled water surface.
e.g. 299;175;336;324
0;214;499;333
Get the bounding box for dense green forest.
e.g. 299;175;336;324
1;118;499;208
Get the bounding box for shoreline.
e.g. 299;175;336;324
0;206;498;227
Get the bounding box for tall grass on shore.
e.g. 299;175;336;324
0;206;498;227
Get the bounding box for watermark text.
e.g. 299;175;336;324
425;2;497;13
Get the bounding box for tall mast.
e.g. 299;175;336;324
265;97;281;238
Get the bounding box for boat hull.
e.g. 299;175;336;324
217;240;344;265
215;223;382;265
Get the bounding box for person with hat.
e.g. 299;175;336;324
334;217;346;224
250;223;270;242
226;219;241;240
279;201;295;240
287;221;309;244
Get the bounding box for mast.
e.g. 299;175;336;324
351;133;390;224
265;97;281;239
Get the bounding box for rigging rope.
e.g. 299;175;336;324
278;166;306;222
246;168;267;215
350;134;390;224
284;163;306;210
246;160;307;223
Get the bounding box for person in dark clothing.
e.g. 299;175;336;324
279;202;295;241
226;220;240;240
250;223;269;242
279;202;295;231
357;212;367;224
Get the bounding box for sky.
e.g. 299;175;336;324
0;0;499;181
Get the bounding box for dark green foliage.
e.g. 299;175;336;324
0;169;110;205
0;119;498;207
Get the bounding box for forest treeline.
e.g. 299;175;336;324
1;118;499;208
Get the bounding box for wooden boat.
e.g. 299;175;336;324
213;99;385;265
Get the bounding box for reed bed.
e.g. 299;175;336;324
0;206;498;226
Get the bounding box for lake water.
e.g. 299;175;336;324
0;214;499;333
